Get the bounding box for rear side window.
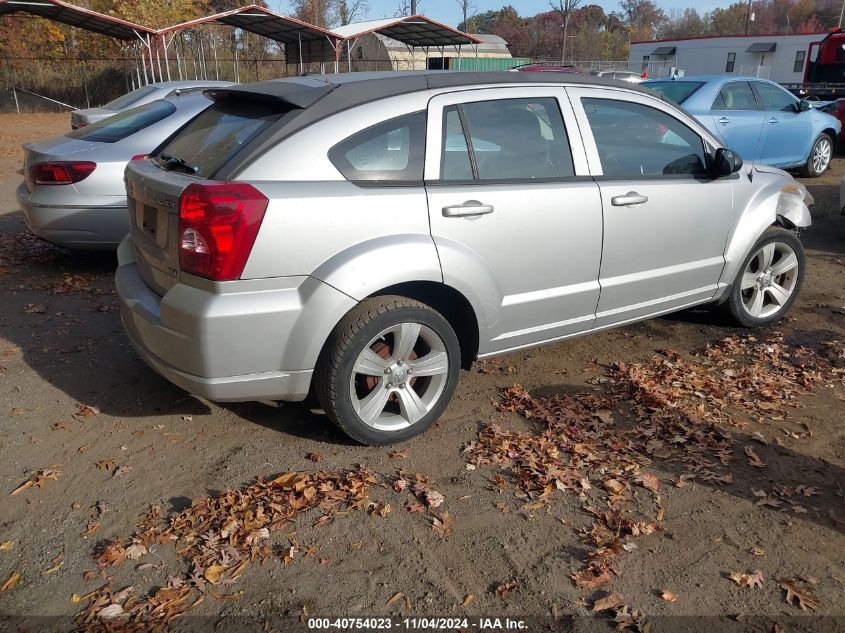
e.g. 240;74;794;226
329;111;426;184
582;98;707;178
645;81;704;105
155;99;284;178
441;97;575;181
715;82;758;111
67;100;176;143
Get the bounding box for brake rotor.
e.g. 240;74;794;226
362;339;418;395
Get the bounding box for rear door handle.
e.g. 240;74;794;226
769;117;779;123
717;117;730;124
442;201;494;217
611;192;648;207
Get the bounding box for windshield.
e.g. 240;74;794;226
154;99;286;178
66;100;177;143
101;85;159;111
645;81;705;105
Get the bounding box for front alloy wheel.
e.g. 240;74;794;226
801;134;833;177
727;227;805;327
316;296;461;445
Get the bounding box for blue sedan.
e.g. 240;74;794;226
644;76;840;177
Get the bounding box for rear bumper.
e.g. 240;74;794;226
115;237;355;402
17;183;128;250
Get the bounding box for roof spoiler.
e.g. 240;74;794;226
204;77;337;109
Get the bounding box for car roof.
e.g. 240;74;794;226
148;80;235;89
207;70;655;109
644;75;776;83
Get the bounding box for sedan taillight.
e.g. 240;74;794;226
29;161;96;186
178;182;268;281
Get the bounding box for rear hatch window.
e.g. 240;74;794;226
67;100;176;143
102;84;158;110
645;81;704;105
152;100;285;179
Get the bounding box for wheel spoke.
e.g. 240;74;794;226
391;322;421;362
759;243;776;269
766;283;791;306
407;351;449;377
747;287;764;317
770;251;798;276
395;385;427;424
741;272;758;290
354;348;389;376
356;385;391;424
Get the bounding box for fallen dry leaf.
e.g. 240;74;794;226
661;590;679;602
0;541;13;552
386;592;403;606
431;512;454;539
744;446;766;468
10;469;60;496
730;570;764;589
389;450;409;460
461;593;475;607
1;571;21;591
779;577;820;610
494;580;516;598
592;592;623;612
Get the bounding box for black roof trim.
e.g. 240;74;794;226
206;77;337;109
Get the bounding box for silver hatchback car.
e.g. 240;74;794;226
117;72;812;445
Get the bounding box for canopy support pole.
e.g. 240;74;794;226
155;35;164;82
298;32;303;75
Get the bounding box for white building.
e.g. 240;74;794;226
629;33;827;83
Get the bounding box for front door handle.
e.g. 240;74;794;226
611;192;648;207
769;117;779;124
442;200;494;217
717;117;730;124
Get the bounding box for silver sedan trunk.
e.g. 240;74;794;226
18;93;220;250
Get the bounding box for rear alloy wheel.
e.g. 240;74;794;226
726;227;805;327
316;297;460;445
800;134;833;177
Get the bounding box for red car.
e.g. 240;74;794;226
817;99;845;143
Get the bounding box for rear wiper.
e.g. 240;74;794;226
159;152;199;174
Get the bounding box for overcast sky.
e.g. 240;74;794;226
277;1;735;26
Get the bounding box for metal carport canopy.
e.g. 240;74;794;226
0;0;155;40
333;15;482;47
158;5;342;65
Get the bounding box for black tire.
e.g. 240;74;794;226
725;226;805;328
799;133;833;177
315;296;461;446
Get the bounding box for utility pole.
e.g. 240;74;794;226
744;0;752;35
411;0;417;14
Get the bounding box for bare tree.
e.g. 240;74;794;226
454;0;477;27
395;0;421;17
336;0;369;26
550;0;583;64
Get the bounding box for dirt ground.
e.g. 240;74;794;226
0;113;843;632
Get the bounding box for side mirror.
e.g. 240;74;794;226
713;148;743;177
797;100;811;112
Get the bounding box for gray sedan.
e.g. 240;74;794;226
18;92;222;250
70;80;233;130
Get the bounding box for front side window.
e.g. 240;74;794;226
793;50;807;73
582;98;707;178
714;81;758;111
67;100;177;143
752;81;797;112
329;111;426;184
726;52;736;73
441;97;575;181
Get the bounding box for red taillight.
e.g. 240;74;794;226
29;161;96;186
131;154;148;161
178;182;268;281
